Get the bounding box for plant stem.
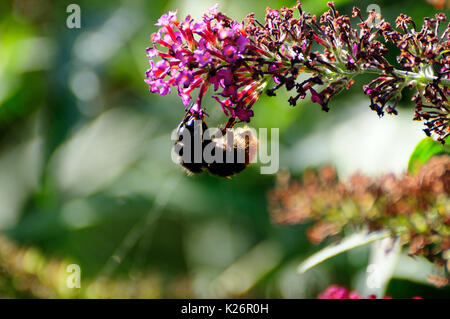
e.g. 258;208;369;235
365;66;450;86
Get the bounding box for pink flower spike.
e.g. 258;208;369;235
146;79;170;95
189;102;202;114
175;70;194;88
194;50;212;67
236;36;250;53
309;88;325;108
352;42;359;58
213;96;231;116
177;87;192;106
155;11;178;27
223;44;238;62
233;107;254;122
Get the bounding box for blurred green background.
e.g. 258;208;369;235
0;0;449;298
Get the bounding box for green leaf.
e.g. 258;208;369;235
297;231;390;274
407;137;450;174
392;254;435;286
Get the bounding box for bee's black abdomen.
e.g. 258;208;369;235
175;112;209;175
206;162;247;177
205;144;248;177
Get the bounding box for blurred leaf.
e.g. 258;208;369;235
407;136;450;174
298;231;390;274
392;253;436;286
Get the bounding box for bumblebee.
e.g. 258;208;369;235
174;113;257;178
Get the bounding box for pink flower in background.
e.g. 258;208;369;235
318;285;423;299
318;285;363;299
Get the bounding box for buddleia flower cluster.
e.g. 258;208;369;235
268;155;450;286
145;2;450;142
